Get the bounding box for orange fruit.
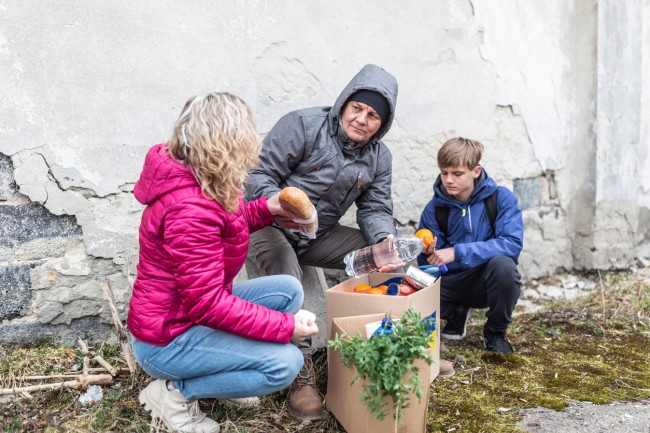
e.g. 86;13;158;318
415;228;435;246
353;284;389;295
354;283;373;292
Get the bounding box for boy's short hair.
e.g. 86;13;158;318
437;137;483;169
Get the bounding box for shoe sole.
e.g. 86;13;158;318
440;331;466;340
287;405;326;421
218;398;261;408
441;308;472;340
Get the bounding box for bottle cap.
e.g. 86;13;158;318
386;283;399;296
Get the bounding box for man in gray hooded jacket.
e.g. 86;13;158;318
245;64;398;420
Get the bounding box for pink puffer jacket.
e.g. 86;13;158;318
127;144;295;346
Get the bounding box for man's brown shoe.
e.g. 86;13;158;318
287;354;324;420
438;359;455;377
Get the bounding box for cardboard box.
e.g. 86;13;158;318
326;313;431;433
326;272;440;381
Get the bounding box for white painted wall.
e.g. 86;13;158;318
1;0;649;332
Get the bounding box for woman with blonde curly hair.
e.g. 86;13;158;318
128;92;318;433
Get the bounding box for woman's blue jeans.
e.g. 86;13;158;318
132;275;305;400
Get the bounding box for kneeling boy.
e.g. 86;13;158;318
417;137;524;354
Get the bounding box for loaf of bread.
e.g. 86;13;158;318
278;187;314;220
278;187;318;237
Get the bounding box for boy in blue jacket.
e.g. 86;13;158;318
418;137;523;354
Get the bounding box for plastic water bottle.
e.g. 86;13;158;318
344;237;424;277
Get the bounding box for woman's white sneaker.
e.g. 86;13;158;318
139;379;220;433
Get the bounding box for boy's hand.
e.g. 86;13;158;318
421;235;438;255
427;247;454;266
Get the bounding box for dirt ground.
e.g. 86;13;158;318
518;399;650;432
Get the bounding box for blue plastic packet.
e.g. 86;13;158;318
419;264;448;276
371;317;394;338
422;311;437;334
422;311;437;350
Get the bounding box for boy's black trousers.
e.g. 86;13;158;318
440;256;521;334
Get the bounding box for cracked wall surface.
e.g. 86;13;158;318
1;0;648;344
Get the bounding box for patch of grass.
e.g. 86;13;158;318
1;270;649;432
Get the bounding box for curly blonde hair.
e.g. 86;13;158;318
167;92;262;213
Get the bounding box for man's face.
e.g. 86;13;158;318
341;101;382;143
439;165;482;203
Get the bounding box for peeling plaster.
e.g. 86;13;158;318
254;42;324;105
12;150;91;215
75;194;142;260
11;151;50;203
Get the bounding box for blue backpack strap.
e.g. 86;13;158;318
434;205;449;236
484;189;499;234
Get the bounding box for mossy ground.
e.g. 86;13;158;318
1;270;648;432
428;270;650;433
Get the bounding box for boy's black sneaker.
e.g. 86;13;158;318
483;329;514;355
441;304;471;340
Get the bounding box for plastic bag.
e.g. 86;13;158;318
78;385;103;405
289;209;318;240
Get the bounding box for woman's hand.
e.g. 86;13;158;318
291;315;319;343
267;192;301;230
267;192;292;217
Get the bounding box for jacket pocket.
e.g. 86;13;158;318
340;171;370;209
293;150;336;176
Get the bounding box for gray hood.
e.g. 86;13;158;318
328;64;398;149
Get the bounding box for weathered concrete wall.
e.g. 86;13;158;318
641;0;650;261
0;0;648;344
583;0;648;270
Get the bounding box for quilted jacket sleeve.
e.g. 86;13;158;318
163;198;295;343
246;111;309;201
241;196;276;233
